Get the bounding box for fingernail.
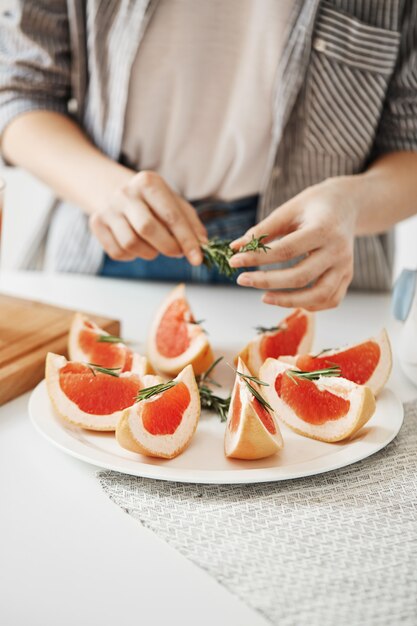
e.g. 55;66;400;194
189;249;202;265
237;273;252;286
199;234;209;245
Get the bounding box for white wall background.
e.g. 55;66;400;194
1;166;417;278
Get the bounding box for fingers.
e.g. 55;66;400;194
90;212;159;261
236;250;331;290
261;266;353;311
89;214;135;261
123;200;182;258
230;226;325;269
178;198;208;244
131;171;204;265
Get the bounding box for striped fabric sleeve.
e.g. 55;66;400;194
373;0;417;154
0;1;71;147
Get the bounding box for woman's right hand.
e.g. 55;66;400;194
89;170;208;265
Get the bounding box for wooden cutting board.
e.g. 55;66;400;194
0;295;120;406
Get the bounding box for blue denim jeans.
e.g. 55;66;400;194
100;195;259;283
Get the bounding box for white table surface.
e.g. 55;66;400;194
1;270;416;626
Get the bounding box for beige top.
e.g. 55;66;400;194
121;0;294;200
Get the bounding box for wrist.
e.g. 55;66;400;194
321;174;361;236
87;160;134;215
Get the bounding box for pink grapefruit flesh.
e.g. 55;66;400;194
59;363;141;415
229;384;242;433
275;372;350;425
251;398;277;434
155;299;191;358
78;327;133;371
295;341;380;386
142;382;191;436
260;310;308;361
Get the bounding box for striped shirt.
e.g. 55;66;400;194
0;0;416;289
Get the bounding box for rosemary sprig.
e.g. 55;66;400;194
87;363;122;377
201;234;270;278
255;324;285;334
97;334;125;344
136;380;176;402
199;385;230;422
201;238;235;277
196;357;230;422
239;234;271;254
198;356;223;386
285;366;341;385
235;369;273;413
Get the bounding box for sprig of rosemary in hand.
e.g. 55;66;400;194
136;380;176;402
196;357;231;422
285;366;341;385
87;363;122;377
201;234;270;278
235;369;273;413
239;234;270;254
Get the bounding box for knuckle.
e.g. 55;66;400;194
305;304;322;312
163;211;178;229
89;212;102;232
255;272;270;289
326;295;340;309
138;217;155;238
313;224;328;241
292;269;311;289
164;244;182;257
122;235;139;253
108;248;126;261
136;170;160;190
143;249;158;261
277;243;294;261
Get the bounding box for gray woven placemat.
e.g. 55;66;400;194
98;401;417;626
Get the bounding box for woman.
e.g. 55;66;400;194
1;0;416;310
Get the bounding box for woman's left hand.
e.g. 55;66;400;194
229;176;359;311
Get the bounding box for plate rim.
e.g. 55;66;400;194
28;380;404;485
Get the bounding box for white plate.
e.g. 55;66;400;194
29;377;404;484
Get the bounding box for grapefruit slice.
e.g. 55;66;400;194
116;364;200;459
279;329;392;396
147;283;214;377
237;308;314;376
259;359;376;442
224;358;283;460
68;313;152;376
45;352;158;431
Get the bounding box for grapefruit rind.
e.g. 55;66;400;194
116;364;201;459
280;329;392;396
147;284;214;376
259;359;376;443
68;312;153;376
236;309;315;375
45;352;151;431
224;358;283;460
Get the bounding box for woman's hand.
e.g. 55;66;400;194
89;170;208;264
229;176;359;311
